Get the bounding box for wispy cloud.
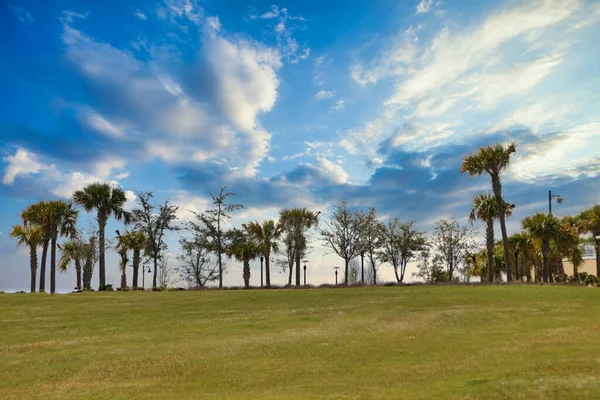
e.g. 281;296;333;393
134;9;147;20
415;0;434;14
315;90;334;100
9;5;34;25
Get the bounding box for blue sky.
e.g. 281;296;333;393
1;0;600;290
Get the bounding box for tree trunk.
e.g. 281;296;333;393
287;258;293;285
514;250;520;282
393;263;400;283
75;260;82;289
491;175;512;282
360;252;364;284
486;221;494;284
39;239;48;292
132;250;140;288
152;257;158;288
98;217;107;289
50;236;57;294
542;240;550;283
121;270;127;289
265;251;271;287
243;260;250;288
370;255;377;285
344;258;349;285
29;244;37;293
295;255;301;287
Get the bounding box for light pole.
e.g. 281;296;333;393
260;255;264;288
142;263;151;289
334;267;340;286
303;260;309;286
548;190;563;216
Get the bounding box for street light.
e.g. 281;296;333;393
142;263;152;289
333;267;340;286
303;260;309;286
260;255;264;288
548;190;563;216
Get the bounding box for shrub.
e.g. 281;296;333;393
152;286;162;292
121;287;130;292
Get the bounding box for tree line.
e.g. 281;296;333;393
10;142;600;292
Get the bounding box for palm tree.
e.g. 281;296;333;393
578;205;600;277
115;231;130;289
73;183;131;289
58;239;85;289
46;201;78;294
243;220;281;287
21;201;51;292
461;142;517;282
226;229;261;288
469;193;513;283
508;232;534;282
10;224;43;292
122;230;147;288
522;213;562;283
279;208;320;287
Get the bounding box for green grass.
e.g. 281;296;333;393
2;286;600;399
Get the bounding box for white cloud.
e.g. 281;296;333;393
315;90;334;100
134;9;147;20
331;100;346;111
416;0;434;14
508;123;600;182
82;110;126;139
2;149;47;184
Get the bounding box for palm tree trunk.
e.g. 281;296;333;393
243;260;250;288
121;270;127;289
132;250;140;288
75;260;82;289
514;250;520;282
265;252;271;287
492;176;512;282
50;236;57;294
542;240;550;283
29;244;37;293
39;239;48;292
295;255;301;287
98;216;107;289
486;221;494;284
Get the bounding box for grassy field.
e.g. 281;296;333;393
2;286;600;399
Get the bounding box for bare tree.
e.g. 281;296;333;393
158;254;177;288
345;259;361;285
188;187;243;288
430;218;477;281
321;201;365;285
132;192;179;288
178;236;219;288
379;218;427;283
359;207;384;285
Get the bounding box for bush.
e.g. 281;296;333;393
152;286;163;292
98;284;114;292
121;287;130;292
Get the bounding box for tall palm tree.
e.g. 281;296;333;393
226;229;261;288
522;213;561;283
58;239;85;289
10;224;43;293
578;205;600;277
73;183;131;289
21;201;51;292
279;208;320;287
243;220;281;287
46;201;78;294
461;142;517;282
469;193;513;283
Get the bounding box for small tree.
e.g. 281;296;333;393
359;207;384;285
178;236;219;288
188;187;243;288
279;208;320;287
132;192;179;288
430;218;477;282
157;255;176;288
321;201;364;285
346;259;360;285
379;218;427;283
10;224;43;293
226;229;260;288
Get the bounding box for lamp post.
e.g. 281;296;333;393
334;267;340;286
548;190;563;216
303;260;309;286
142;263;151;289
260;255;264;288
